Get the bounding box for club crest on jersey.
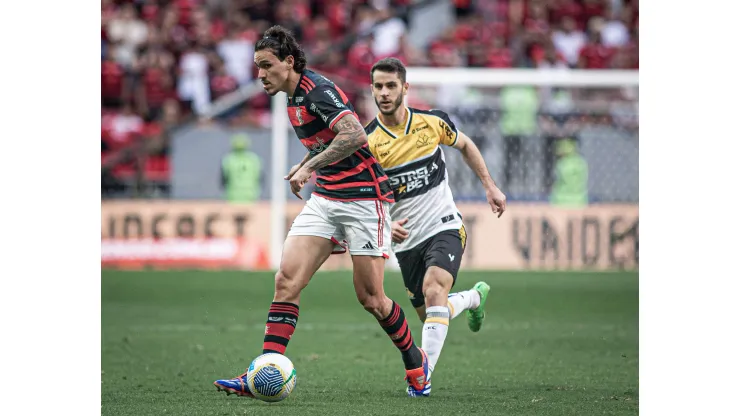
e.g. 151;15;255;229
416;133;433;148
295;107;304;125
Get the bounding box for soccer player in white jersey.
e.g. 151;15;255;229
364;58;507;395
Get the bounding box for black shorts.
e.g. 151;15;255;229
394;227;467;308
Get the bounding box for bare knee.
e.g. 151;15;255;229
352;256;392;319
423;267;453;307
274;269;305;303
356;292;389;318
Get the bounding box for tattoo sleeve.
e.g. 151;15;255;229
299;152;313;166
302;116;367;172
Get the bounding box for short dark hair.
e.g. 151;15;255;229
371;57;407;83
255;25;307;73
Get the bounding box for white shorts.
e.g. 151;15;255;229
287;194;391;258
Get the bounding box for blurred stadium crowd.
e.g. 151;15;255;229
101;0;639;197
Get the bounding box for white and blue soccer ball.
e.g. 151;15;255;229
246;353;297;402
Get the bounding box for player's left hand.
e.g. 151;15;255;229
486;185;507;218
288;166;313;200
391;218;410;243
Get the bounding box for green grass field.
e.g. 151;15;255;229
102;270;638;416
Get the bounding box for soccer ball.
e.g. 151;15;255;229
246;353;297;402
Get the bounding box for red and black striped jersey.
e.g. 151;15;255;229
288;70;394;203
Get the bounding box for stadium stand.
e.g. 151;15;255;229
101;0;639;198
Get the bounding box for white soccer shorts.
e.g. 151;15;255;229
287;194;391;258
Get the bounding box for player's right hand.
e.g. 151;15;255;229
285;164;307;200
284;163;302;181
288;166;312;200
391;218;410;244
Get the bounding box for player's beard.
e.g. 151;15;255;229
375;93;404;116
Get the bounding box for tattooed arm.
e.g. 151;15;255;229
302;115;367;173
285;152;313;180
298;152;313;166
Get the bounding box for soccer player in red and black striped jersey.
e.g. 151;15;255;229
213;25;430;398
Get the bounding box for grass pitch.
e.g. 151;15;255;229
102;270;638;415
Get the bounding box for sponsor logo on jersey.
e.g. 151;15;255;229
390;162;439;194
295;96;304;103
411;125;429;134
310;103;329;122
324;90;345;108
439;121;454;140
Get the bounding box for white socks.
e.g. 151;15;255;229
421;306;449;373
422;290;481;373
446;289;481;320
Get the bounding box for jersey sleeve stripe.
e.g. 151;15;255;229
328;109;353;130
449;131;459;146
299;80;313;92
304;77;316;88
336;86;349;103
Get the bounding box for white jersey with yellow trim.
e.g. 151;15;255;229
364;107;465;253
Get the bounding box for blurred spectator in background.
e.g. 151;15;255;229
178;41;211;115
577;30;614;69
539;88;579;190
550;138;588;207
552;16;586;68
217;18;255;86
371;6;407;58
600;3;630;48
536;42;568;70
499;60;539;189
106;3;148;69
135;48;178;120
221;134;262;203
108;102;143;146
486;37;514;68
101;0;639;200
102;44;126;107
210;57;239;100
